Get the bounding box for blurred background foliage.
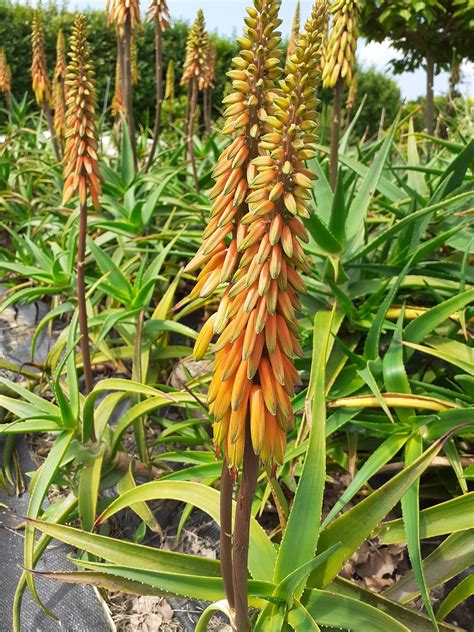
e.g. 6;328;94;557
0;0;404;138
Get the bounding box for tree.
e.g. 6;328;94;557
361;0;474;135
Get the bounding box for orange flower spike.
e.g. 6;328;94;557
62;15;102;210
107;0;141;34
146;0;170;31
31;13;52;107
181;10;210;92
0;48;11;95
52;29;68;138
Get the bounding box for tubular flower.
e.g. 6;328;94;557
321;0;359;88
180;9;210;91
165;59;175;101
112;57;124;117
187;0;286;469
62;15;101;210
107;0;141;34
31;13;52;106
53;29;68;138
146;0;170;30
0;48;11;94
286;0;300;64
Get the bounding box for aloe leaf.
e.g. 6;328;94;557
95;480;276;580
301;588;409;631
385;530;474;604
437;575;474;621
308;436;448;588
195;600;233;632
26;516;221;576
345;111;401;250
273;309;340;588
401;434;438;628
322;431;410;528
404;289;474;345
378;493;474;544
330;577;461;632
24;432;74;610
78;447;104;532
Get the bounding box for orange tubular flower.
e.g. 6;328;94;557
146;0;170;30
53;29;68;139
31;13;52;107
0;48;11;95
190;0;328;470
180;9;210;92
188;0;288;470
112;57;124;117
62;15;101;210
107;0;141;34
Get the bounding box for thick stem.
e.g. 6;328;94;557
329;76;344;191
43;101;62;162
187;78;199;193
132;309;149;464
121;19;137;170
425;51;435;136
4;90;12;112
145;20;163;173
220;458;235;611
232;431;259;632
77;202;94;413
204;88;211;136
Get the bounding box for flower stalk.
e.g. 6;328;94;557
145;0;170;172
31;13;62;161
165;59;175;126
63;14;102;405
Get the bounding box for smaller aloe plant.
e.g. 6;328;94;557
181;9;210;191
145;0;170;171
322;0;360;188
107;0;140;168
63;14;101;399
31;12;62;160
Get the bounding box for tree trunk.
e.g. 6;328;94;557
425;51;435;136
329;76;344;191
145;20;164;173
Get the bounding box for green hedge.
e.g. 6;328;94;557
1;1;402;137
0;1;237;127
